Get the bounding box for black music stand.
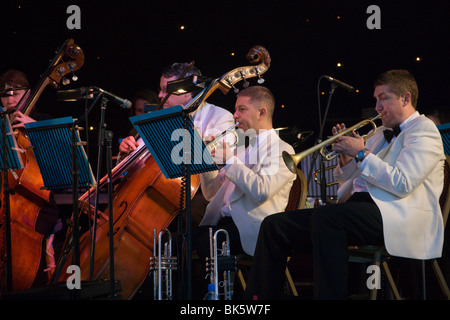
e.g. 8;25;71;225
130;105;218;300
0;109;24;294
24;116;95;298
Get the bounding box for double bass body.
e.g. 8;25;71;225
0;132;50;292
57;146;199;299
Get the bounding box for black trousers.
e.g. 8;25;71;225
244;192;385;299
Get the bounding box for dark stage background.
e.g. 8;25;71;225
0;0;450;305
2;0;449;176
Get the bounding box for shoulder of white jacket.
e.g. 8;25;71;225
202;102;233;116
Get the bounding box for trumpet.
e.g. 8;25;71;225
206;122;240;151
314;165;339;187
205;228;236;300
283;114;382;174
149;228;177;300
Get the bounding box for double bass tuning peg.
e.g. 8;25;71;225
227;78;239;93
67;62;78;82
60;72;78;86
61;76;70;86
239;70;249;88
253;66;265;84
57;66;71;85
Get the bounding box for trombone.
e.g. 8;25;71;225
283;114;381;173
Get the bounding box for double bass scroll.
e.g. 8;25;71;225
16;38;84;116
184;45;271;110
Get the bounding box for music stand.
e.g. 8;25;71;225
0;110;24;293
25;117;95;190
130;105;218;299
24;116;95;298
438;122;450;156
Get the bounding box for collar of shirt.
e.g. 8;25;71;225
398;111;419;131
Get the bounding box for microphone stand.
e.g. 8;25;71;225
308;83;337;205
89;95;116;299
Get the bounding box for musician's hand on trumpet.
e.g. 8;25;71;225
331;123;366;167
205;122;239;165
282;114;380;174
210;140;234;165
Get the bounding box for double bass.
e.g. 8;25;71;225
56;45;271;299
0;39;84;294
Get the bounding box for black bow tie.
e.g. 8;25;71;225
245;136;257;148
383;126;401;143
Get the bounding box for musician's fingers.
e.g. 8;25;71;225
119;141;134;154
332;127;338;135
11;123;25;129
204;135;215;143
351;130;363;139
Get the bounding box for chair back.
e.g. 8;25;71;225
285;168;308;211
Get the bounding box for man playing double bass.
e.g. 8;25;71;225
0;69;61;291
117;62;235;225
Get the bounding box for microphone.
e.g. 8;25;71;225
56;87;94;101
93;87;132;109
323;75;355;92
57;87;132;109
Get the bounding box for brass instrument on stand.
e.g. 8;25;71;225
149;229;177;300
205;228;236;300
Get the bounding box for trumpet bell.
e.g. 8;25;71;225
283;149;312;174
282;151;299;174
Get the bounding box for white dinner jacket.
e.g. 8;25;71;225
335;113;445;259
200;129;296;256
